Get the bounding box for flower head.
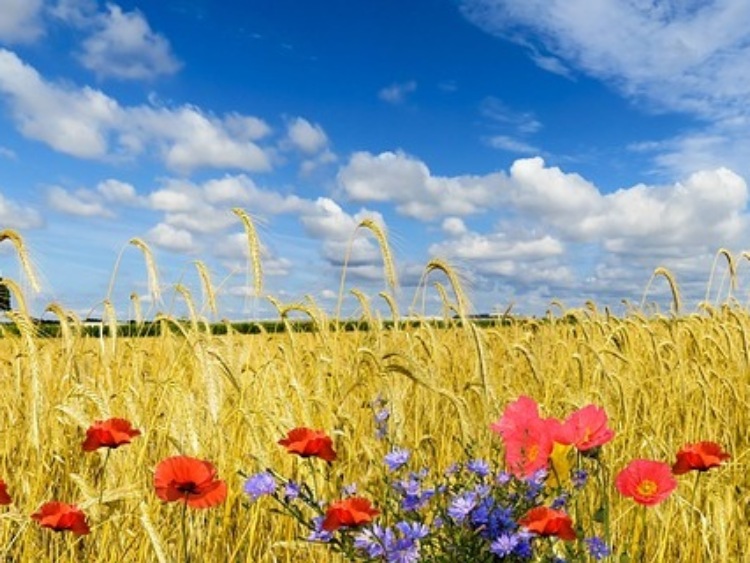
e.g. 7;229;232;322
0;480;11;505
82;418;141;452
322;497;379;531
557;405;615;452
31;502;90;535
384;448;411;472
154;455;227;509
586;536;612;560
615;459;677;506
672;441;730;475
278;427;336;462
518;506;576;541
491;396;555;478
244;471;277;501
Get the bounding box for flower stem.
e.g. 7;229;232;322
97;449;111;509
181;495;190;563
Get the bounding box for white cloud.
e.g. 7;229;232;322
339;151;748;261
378;80;417;104
442;217;468;237
147;222;195;253
0;0;44;43
338;150;506;220
461;0;750;116
0;50;272;172
461;1;750;177
78;4;181;80
298;197;385;266
480;97;542;134
486;135;539;154
96;179;139;204
47;185;114;218
46;179;143;219
0;190;42;228
285;117;328;154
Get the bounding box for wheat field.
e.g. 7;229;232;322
0;227;747;562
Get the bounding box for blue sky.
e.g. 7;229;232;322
0;0;748;320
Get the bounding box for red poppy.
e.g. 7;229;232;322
322;497;379;531
31;502;90;535
490;396;555;477
82;418;141;452
672;441;730;475
615;459;677;506
0;480;11;505
154;455;227;509
278;427;337;462
519;506;577;541
556;405;615;452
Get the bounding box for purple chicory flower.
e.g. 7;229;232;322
466;459;490;478
244;471;276;501
491;533;520;557
586;536;612;560
447;491;478;523
384;448;411;472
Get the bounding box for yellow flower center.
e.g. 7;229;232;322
636;479;658;497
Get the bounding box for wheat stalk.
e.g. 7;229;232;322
232;207;263;298
0;229;40;292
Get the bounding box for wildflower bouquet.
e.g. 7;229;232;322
243;397;616;561
242;396;731;561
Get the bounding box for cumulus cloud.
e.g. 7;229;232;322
47;185;114;218
78;4;181;80
0;0;44;43
146;222;195;253
297;197;382;265
46;179;143;218
0;50;272;172
338;150;506;220
339;151;748;262
0;190;42;228
285;117;328;154
378;80;417;104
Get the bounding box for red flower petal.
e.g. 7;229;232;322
31;502;90;535
278;427;337;462
615;459;677;506
0;480;11;505
82;418;141;452
519;506;577;541
672;441;730;475
322;497;379;531
153;455;227;509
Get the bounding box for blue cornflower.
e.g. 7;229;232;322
586;536;612;560
374;406;390;439
551;492;569;510
354;525;390;558
572;469;589;489
395;521;429;541
243;472;276;501
466;458;490;477
308;516;333;543
394;475;434;512
447;491;477;523
342;483;358;496
513;530;534;558
385;448;411;472
496;470;512;485
490;533;520;557
283;480;300;501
